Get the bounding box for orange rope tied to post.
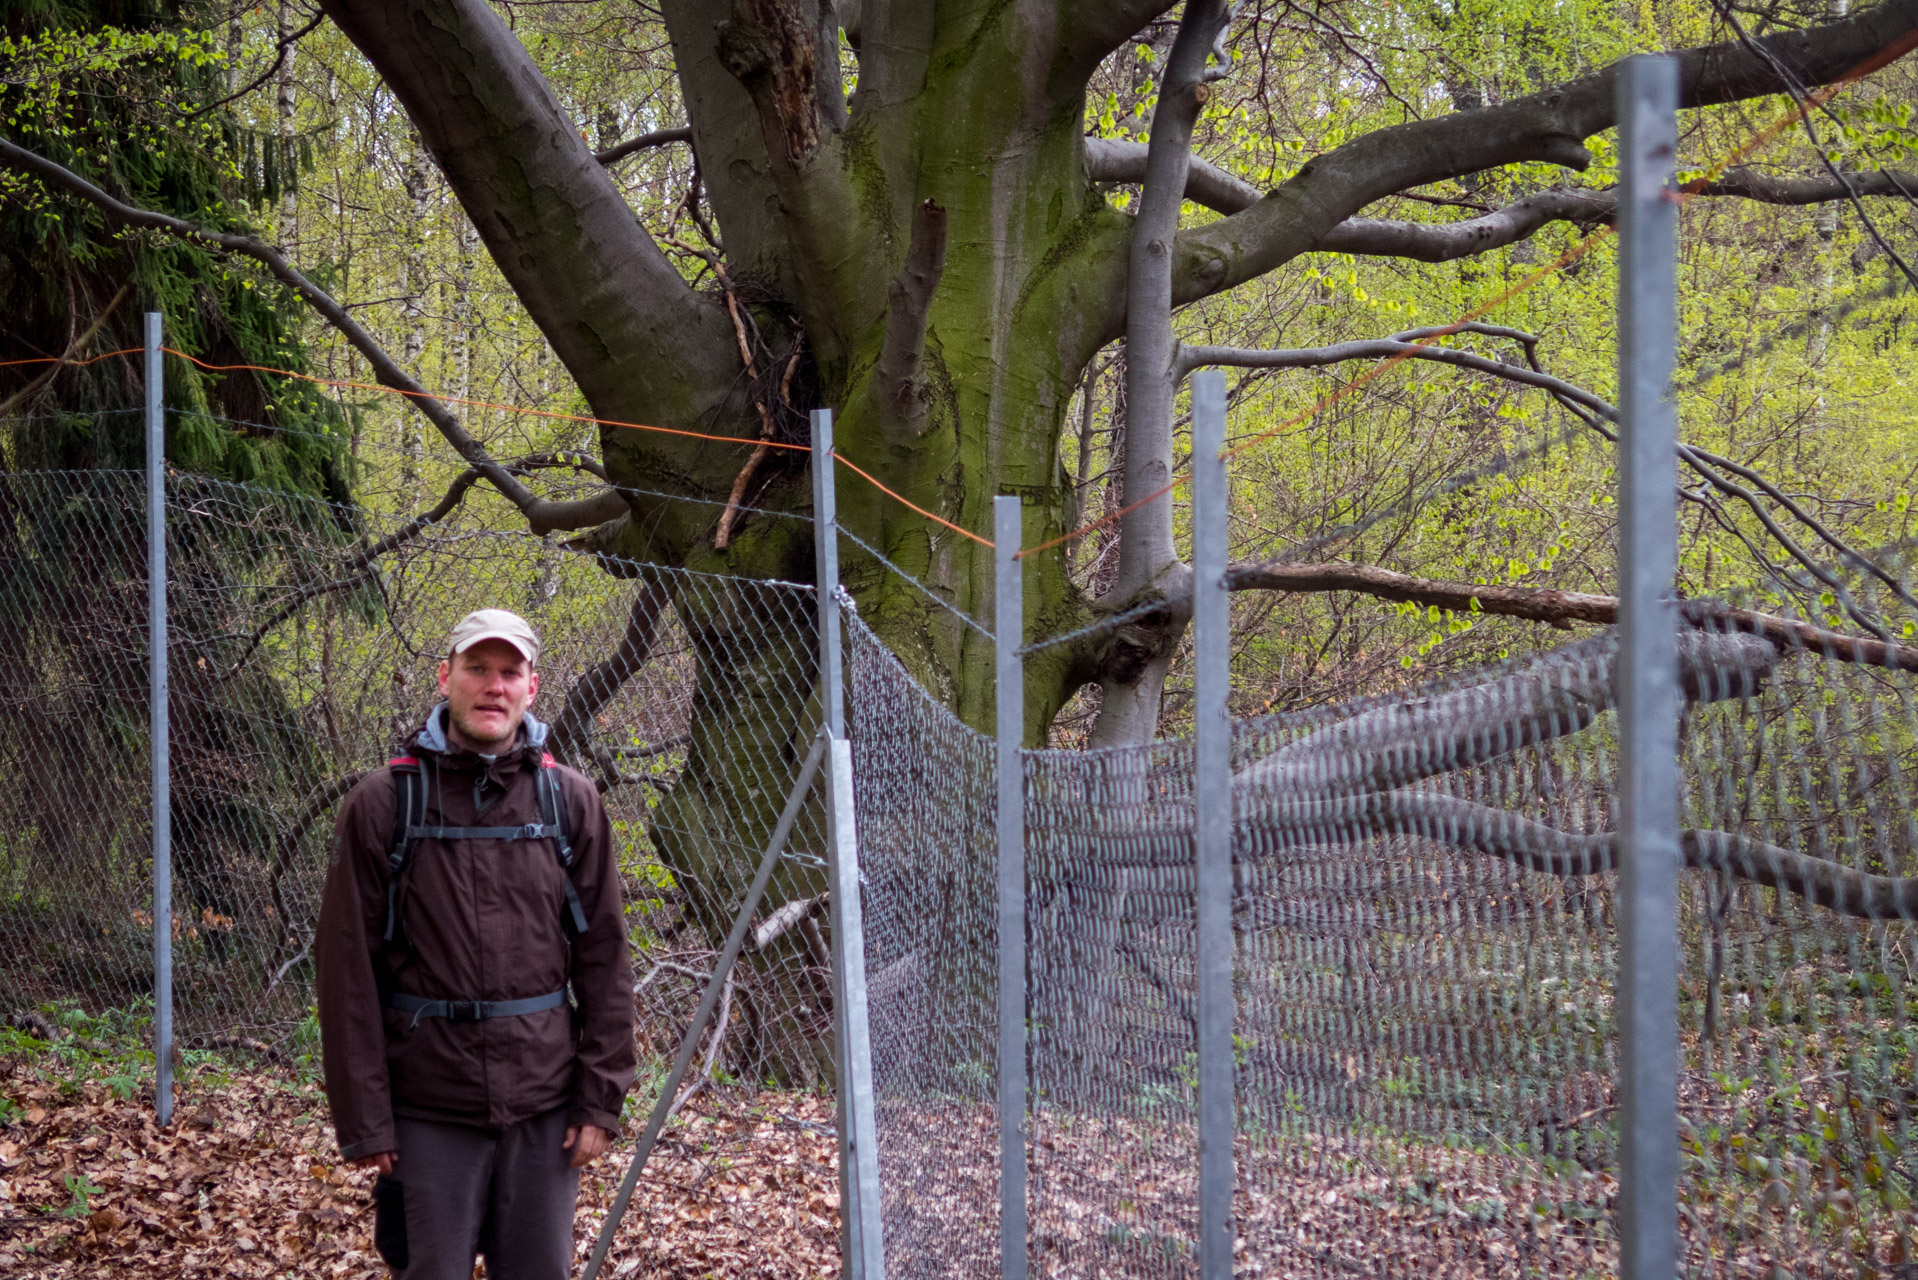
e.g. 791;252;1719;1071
0;347;143;370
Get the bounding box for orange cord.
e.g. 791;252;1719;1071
159;349;811;453
831;450;996;548
7;27;1912;561
0;347;143;370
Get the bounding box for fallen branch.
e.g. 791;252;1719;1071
1350;790;1918;921
1089;134;1918;262
752;893;827;952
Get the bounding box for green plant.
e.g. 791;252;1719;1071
57;1173;101;1219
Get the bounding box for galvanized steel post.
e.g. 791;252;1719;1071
145;312;173;1127
1191;370;1234;1277
993;494;1027;1280
812;408;885;1280
1616;54;1680;1280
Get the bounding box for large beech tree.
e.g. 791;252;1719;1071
12;0;1918;1081
262;0;1917;748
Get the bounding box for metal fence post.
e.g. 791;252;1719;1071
812;409;885;1280
993;494;1027;1280
1191;370;1234;1277
1616;54;1680;1280
145;311;173;1127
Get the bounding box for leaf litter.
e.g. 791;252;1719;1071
0;1055;842;1279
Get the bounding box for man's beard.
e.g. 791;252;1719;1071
449;707;520;751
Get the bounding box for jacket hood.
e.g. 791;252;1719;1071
416;701;550;756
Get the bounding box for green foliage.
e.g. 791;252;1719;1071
0;0;349;500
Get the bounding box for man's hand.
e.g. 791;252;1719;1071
351;1152;396;1175
563;1124;612;1168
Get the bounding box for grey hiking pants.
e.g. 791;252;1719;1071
391;1104;580;1280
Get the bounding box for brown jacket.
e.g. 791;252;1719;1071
315;706;634;1161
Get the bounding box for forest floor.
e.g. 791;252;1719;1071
0;1027;841;1279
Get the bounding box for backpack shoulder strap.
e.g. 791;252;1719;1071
384;758;424;943
537;754;589;936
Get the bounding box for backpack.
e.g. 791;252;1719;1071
381;751;590;945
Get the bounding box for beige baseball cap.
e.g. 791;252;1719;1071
445;609;541;666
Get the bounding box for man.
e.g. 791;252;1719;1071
317;608;635;1279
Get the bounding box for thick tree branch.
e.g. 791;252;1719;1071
1351;791;1918;921
1171;0;1918;303
1226;561;1617;628
871;198;948;436
594;125;694;167
1094;0;1232;748
548;583;670;787
1320;189;1616;261
1321;168;1918;262
1695;164;1918;203
1085;135;1263;213
0;135;637;537
319;0;742;446
220;454;624;680
1223;560;1918;673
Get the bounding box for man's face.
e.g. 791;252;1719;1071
436;639;539;753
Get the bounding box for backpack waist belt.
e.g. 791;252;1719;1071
387;988;569;1027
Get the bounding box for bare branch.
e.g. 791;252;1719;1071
1179;331;1617;420
1222;560;1918;673
1085;136;1262;213
0;136;628;536
0;281;130;417
752;893;826;951
594;125;694;167
184;9;327;121
1188;325;1910;625
1226;561;1617;628
1320;189;1615;261
221;454;622;680
1171;0;1918;303
1695;164;1918;203
872;197;949;435
547;583;669;786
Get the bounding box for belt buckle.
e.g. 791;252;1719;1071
447;1000;481;1022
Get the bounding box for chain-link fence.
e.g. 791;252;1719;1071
0;444;839;1120
850;591;1918;1277
6;402;1917;1279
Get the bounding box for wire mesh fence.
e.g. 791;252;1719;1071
852;585;1918;1277
0;444;839;1128
6;401;1918;1279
